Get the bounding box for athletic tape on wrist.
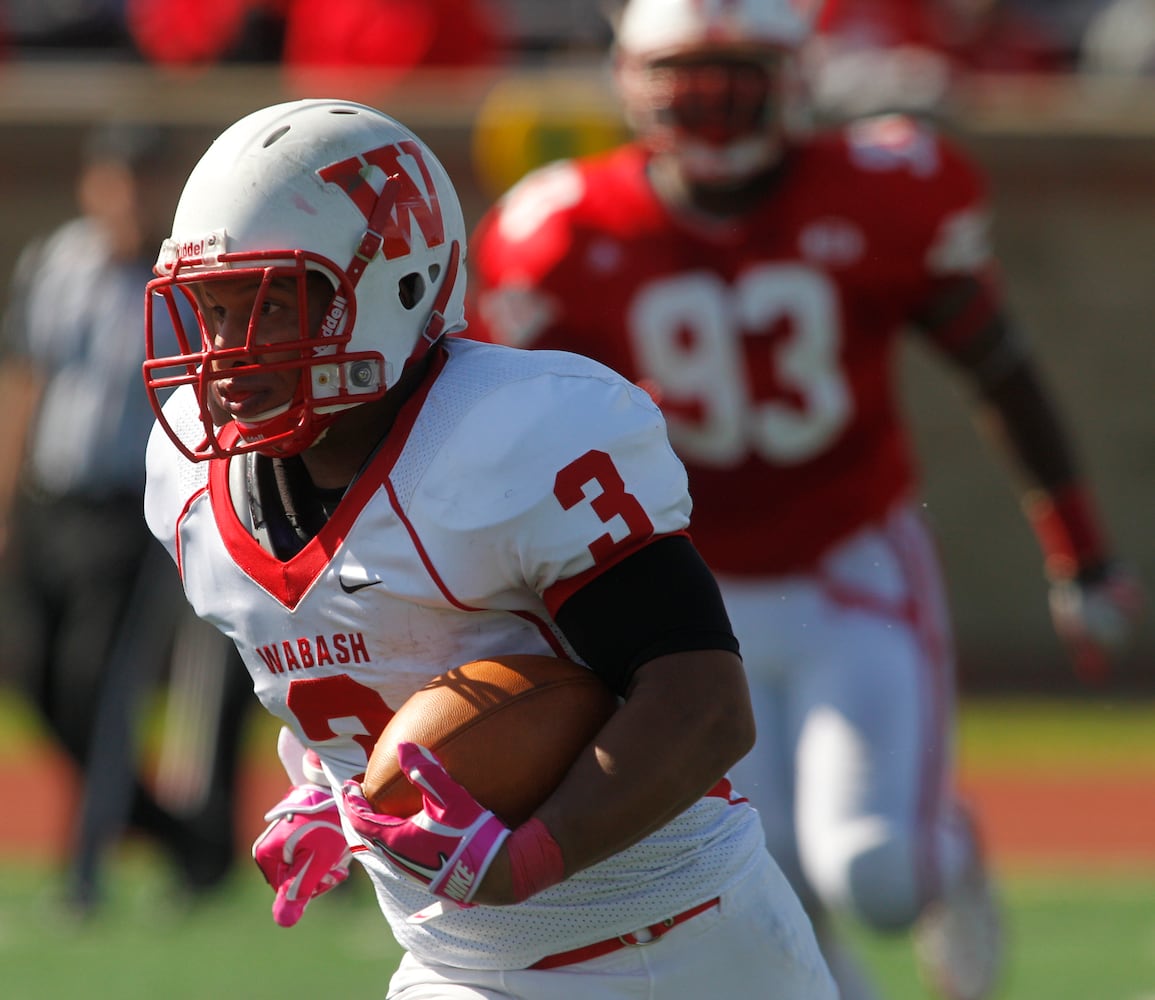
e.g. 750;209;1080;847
508;818;565;902
1025;483;1107;579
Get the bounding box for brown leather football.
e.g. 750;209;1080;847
361;654;618;827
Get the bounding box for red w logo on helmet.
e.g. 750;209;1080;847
318;140;446;261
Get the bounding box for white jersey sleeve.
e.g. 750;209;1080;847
144;385;211;567
401;338;692;611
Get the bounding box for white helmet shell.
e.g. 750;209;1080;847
616;0;813;62
145;99;467;460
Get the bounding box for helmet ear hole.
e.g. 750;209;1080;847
398;272;426;309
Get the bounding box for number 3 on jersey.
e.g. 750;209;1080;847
629;263;850;467
555;449;654;563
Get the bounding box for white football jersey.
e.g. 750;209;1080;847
145;337;769;969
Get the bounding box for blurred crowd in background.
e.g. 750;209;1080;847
0;0;1154;89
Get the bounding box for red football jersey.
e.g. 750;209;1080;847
470;116;1000;575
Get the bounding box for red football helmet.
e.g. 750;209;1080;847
143;99;467;462
614;0;817;185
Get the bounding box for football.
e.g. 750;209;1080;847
361;654;619;827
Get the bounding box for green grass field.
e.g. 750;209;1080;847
2;695;1154;998
1;855;1153;999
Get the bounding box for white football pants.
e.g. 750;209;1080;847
725;503;978;930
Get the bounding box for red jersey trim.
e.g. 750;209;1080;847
381;473;568;656
706;776;743;803
541;529;691;617
205;350;448;610
173;485;208;581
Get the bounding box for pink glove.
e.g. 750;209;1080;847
342;742;511;905
1049;563;1144;684
252;785;353;927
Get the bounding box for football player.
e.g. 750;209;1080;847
467;1;1143;999
141;99;835;999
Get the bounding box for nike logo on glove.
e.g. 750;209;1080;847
376;842;448;883
282;856;314;902
339;576;383;594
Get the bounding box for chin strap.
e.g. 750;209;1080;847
346;172;401;288
416;239;462;349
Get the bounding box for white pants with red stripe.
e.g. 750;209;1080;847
385;850;837;998
724;503;979;931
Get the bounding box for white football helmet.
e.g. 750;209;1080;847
614;0;817;185
143;99;467;461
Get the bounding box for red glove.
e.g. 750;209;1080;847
252;785;352;927
342;743;511;904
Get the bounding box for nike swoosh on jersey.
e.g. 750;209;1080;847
339;577;383;594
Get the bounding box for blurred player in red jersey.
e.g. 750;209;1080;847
468;1;1144;998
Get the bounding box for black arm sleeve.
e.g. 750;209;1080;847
553;535;740;697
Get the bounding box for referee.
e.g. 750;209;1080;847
0;121;250;913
